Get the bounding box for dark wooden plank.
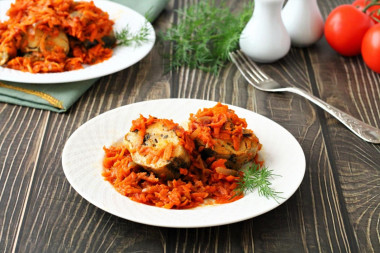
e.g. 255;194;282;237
308;2;380;252
0;106;49;253
229;45;356;252
307;32;380;253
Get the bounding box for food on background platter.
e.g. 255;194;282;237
0;0;115;73
102;103;265;209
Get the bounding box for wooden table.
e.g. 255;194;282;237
1;0;379;252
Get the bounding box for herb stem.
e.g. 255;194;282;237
363;2;380;13
116;21;151;47
236;163;283;203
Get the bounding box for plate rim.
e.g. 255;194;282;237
62;98;306;228
0;0;156;84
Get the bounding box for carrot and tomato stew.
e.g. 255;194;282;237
0;0;115;73
102;103;262;209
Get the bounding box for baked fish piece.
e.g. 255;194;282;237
124;116;192;179
195;129;261;170
188;102;262;170
0;43;17;66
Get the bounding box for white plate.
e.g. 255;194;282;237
62;99;306;228
0;0;155;83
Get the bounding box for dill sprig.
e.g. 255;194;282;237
116;21;151;47
236;164;283;203
159;0;254;74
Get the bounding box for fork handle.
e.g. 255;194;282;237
283;87;380;144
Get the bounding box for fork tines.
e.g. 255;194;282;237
229;50;270;83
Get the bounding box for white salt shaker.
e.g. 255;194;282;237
239;0;290;63
282;0;324;47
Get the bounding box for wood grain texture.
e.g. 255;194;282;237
0;0;379;252
310;2;380;252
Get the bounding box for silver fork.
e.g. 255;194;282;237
229;50;380;144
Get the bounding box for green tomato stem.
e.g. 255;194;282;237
362;2;380;13
372;16;380;22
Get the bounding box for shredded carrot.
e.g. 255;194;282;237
102;145;243;209
0;0;115;73
188;102;253;151
162;143;174;161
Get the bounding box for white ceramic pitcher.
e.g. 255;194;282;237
239;0;290;63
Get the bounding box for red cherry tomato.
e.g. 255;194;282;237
325;5;374;56
352;0;380;23
361;23;380;73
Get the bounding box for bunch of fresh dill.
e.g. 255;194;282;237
160;0;254;74
236;163;283;203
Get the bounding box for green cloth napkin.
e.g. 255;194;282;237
0;0;168;113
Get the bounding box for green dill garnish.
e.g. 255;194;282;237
159;0;254;74
236;164;283;203
115;21;151;47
